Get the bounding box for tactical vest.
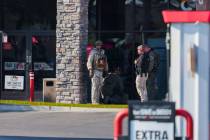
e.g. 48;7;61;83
94;52;107;70
135;53;150;75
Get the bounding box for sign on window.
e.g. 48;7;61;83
4;75;24;90
4;62;25;71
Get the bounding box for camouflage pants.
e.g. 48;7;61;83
91;72;103;104
136;74;148;102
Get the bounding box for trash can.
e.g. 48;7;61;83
43;78;56;102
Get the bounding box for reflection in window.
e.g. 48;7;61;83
3;36;26;62
0;0;56;30
88;0;176;100
32;36;47;62
32;36;56;91
32;36;55;65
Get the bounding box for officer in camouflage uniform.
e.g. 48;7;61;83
134;44;160;102
87;40;108;104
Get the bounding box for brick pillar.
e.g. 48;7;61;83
56;0;89;103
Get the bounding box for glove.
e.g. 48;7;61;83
89;69;93;78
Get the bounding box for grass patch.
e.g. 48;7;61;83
0;100;128;108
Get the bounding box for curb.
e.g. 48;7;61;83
0;104;124;112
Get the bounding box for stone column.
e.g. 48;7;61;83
56;0;89;103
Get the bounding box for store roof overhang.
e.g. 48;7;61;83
162;11;210;23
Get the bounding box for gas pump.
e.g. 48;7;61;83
163;10;210;140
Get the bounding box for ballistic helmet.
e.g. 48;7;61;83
95;40;103;46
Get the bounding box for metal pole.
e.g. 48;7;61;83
29;71;34;102
113;108;193;140
113;109;128;140
176;109;194;140
165;24;170;101
0;31;2;99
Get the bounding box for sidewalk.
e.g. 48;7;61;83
0;104;124;112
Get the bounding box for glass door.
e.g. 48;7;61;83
31;31;56;101
0;31;56;101
1;32;29;100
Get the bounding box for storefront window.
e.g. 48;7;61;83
32;36;56;90
0;0;56;100
88;0;171;42
0;0;56;30
88;0;175;100
3;36;26;62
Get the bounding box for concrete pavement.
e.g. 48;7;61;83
0;104;128;140
0;137;111;140
0;104;125;112
0;111;128;140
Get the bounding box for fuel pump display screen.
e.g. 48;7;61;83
129;101;175;140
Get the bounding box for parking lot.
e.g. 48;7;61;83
0;111;128;140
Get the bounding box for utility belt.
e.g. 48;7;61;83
137;73;148;77
135;66;149;77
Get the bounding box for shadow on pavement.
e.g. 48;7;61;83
0;136;112;140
